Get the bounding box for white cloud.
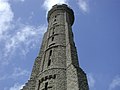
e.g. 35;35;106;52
18;0;25;2
0;67;30;81
0;0;14;40
0;0;47;66
1;67;28;90
12;67;30;78
0;75;6;81
43;0;68;11
43;0;89;15
9;83;24;90
28;12;34;20
87;73;95;88
109;75;120;90
77;0;89;13
1;25;47;65
4;25;45;56
11;0;25;2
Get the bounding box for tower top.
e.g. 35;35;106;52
47;4;74;25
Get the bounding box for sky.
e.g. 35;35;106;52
0;0;120;90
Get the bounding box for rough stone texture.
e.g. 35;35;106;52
21;4;89;90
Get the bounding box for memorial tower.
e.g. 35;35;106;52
22;4;89;90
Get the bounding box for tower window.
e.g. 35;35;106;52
48;50;52;67
49;50;52;56
54;19;56;22
48;59;51;66
52;28;55;34
51;37;54;41
52;31;54;35
43;82;52;90
53;74;56;79
37;80;40;90
45;82;48;90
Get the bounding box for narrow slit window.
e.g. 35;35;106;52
43;82;52;90
37;80;40;90
53;74;56;79
48;50;52;67
49;50;52;56
52;29;54;34
51;37;54;41
52;27;55;35
54;19;56;22
52;31;54;35
48;59;51;66
44;82;48;90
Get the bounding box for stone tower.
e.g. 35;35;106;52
22;4;89;90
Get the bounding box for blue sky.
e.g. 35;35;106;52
0;0;120;90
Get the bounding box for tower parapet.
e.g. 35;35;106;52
47;4;74;26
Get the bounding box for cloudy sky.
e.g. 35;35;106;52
0;0;120;90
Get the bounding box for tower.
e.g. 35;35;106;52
22;4;89;90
